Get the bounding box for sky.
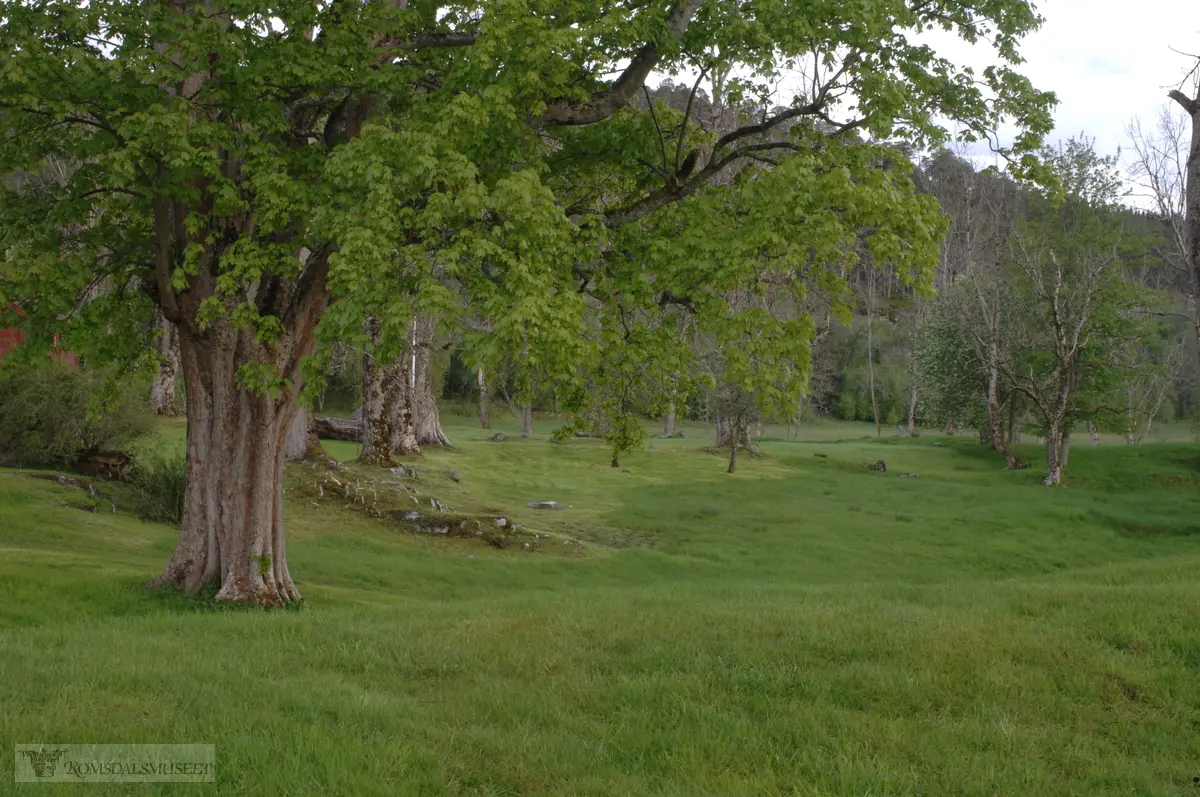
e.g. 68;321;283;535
730;0;1199;207
925;0;1200;164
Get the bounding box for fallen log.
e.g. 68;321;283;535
314;416;362;442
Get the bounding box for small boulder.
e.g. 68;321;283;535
527;501;571;510
494;517;508;528
899;472;919;479
489;433;507;442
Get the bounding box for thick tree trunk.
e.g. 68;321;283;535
149;312;180;416
388;350;420;457
1059;426;1071;468
521;405;533;437
283;407;312;461
410;324;450;448
727;441;737;474
148;323;311;605
360;327;396;467
477;367;490;429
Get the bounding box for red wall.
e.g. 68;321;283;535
0;326;78;366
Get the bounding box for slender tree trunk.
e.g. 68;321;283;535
664;398;676;437
866;292;881;436
1088;422;1100;446
986;357;1023;468
477;367;490;429
521;405;533;437
148;323;310;605
149;312;180;416
1059;425;1071;468
1044;420;1064;485
906;385;919;437
1168;83;1200;369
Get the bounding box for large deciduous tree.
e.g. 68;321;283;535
0;0;1053;603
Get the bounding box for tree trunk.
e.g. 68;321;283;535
906;385;919;437
314;416;361;441
986;358;1024;468
283;407;312;461
1168;83;1200;368
410;323;450;448
360;326;397;467
521;405;533;437
1044;421;1064;485
477;367;490;429
149;312;180;416
148;323;311;605
664;398;676;437
1059;426;1071;468
866;314;881;437
727;435;738;474
388;349;420;457
1088;421;1100;446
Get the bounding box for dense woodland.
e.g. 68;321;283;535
1;0;1198;604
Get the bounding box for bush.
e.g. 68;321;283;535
128;451;188;525
0;365;152;468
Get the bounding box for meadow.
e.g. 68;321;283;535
1;414;1199;796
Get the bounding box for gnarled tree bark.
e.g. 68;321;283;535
360;320;397;467
148;257;328;605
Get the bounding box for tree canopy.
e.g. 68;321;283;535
0;0;1057;604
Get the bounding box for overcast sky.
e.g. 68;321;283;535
923;0;1199;166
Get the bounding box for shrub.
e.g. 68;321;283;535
0;365;152;468
128;451;188;525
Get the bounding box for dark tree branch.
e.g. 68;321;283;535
536;0;704;127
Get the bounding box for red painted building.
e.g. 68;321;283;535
0;306;77;365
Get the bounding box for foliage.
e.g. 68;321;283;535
127;450;188;525
0;364;151;468
912;285;991;429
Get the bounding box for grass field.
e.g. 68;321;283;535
2;414;1199;796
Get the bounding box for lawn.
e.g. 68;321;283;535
1;414;1199;796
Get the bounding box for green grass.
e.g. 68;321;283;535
2;415;1200;795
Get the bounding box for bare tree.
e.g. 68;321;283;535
1128;94;1199;343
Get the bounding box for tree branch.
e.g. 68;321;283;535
536;0;704;127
